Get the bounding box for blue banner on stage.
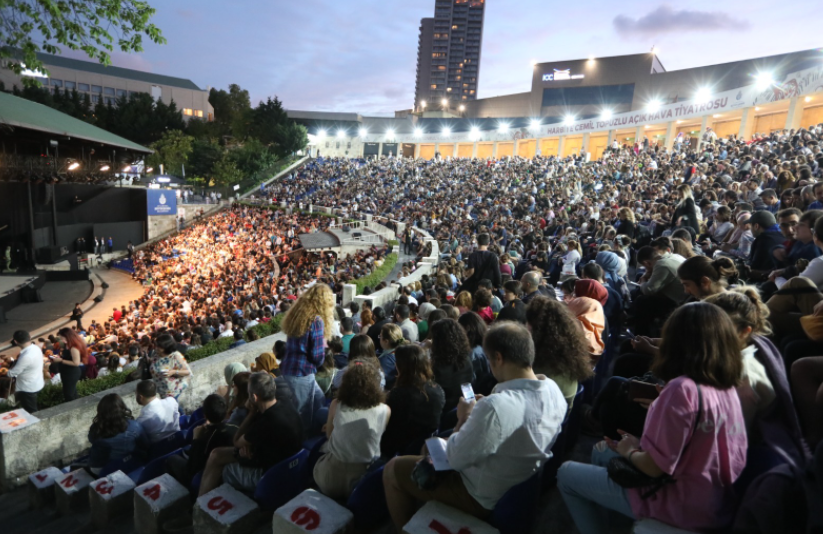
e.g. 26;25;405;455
147;189;177;216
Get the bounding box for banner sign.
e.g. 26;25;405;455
361;63;823;144
147;189;177;216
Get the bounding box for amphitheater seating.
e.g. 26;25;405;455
346;464;389;530
253;448;310;511
491;469;543;534
131;448;186;486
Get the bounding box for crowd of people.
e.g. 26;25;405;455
4;122;823;533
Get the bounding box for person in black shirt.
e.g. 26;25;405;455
381;345;445;458
428;319;474;429
166;394;237;486
198;372;303;496
462;234;501;293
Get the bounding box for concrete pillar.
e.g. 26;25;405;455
739;106;757;141
492;142;498;158
377;143;383;158
472;141;478;158
513;138;519;158
664;121;677;150
271;489;353;534
699;115;711;148
557;136;566;158
607;130;616;147
581;133;591;159
785;96;804;131
434;143;439;158
342;284;357;306
634;126;643;145
414;143;420;158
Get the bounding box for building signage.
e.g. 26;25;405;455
543;69;584;81
147;189;177;216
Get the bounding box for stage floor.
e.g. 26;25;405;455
0;275;39;296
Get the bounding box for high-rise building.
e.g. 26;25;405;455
414;0;486;112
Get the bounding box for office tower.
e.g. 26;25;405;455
414;0;486;111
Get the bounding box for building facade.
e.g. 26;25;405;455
291;47;823;161
0;52;213;121
414;0;486;112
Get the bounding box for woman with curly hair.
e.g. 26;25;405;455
280;284;335;431
429;318;475;415
313;359;390;500
526;296;593;411
381;345;445;457
58;326;88;401
359;307;375;335
88;393;149;474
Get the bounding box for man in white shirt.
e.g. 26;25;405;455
8;330;44;413
136;379;180;443
383;322;566;529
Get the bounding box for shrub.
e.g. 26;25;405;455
354;254;398;295
0;314;288;414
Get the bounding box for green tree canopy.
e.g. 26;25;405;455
146;129;193;176
0;0;165;84
209;84;252;140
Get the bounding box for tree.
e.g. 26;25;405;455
229;138;277;177
146;129;193;176
208;84;251;140
187;139;222;184
0;0;165;84
274;121;309;157
211;153;243;187
249;96;288;146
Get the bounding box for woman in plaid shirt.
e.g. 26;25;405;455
280;284;336;433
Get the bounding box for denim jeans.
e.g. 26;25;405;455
281;374;325;434
558;444;635;534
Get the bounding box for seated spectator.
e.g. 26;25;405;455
558;302;748;533
429;318;475;415
253;351;280;377
677;255;738;301
472;288;495;325
198;372;303;496
367;307;390;347
457;312;494;395
218;362;247;399
88;393;148;474
378;323;406;389
166;394;237;486
526;296;593;412
394;304;419;342
226;372;251;426
149;333;192;399
383;322;566;528
633;245;687;336
229;329;247;349
314;359;390;500
316;344;340;396
381;345;446;458
416;302;436;341
454;291;473;314
705;289;776;433
581;263;624;329
340;317;355;353
135;379;180;443
563;280;607;358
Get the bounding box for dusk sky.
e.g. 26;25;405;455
64;0;823;115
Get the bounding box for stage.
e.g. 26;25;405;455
0;274;46;319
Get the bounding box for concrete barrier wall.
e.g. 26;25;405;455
0;334;286;490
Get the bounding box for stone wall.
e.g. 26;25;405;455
0;334;285;490
146;214;177;241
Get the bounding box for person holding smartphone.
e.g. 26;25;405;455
383;322;566;531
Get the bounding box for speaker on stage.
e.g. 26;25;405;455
22;286;42;303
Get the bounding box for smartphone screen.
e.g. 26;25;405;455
461;382;475;402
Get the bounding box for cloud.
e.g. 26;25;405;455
613;5;750;38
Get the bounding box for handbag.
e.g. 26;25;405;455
607;383;702;499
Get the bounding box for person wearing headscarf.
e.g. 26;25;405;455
595;251;626;296
566;296;606;359
219;362;247;402
574;279;609;307
253;352;280;377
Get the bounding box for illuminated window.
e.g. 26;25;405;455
462;96;468;100
447;87;452;91
438;66;446;70
195;110;203;118
463;83;468;87
470;90;475;94
431;84;438;89
456;76;462;80
183;108;193;116
452;25;458;29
